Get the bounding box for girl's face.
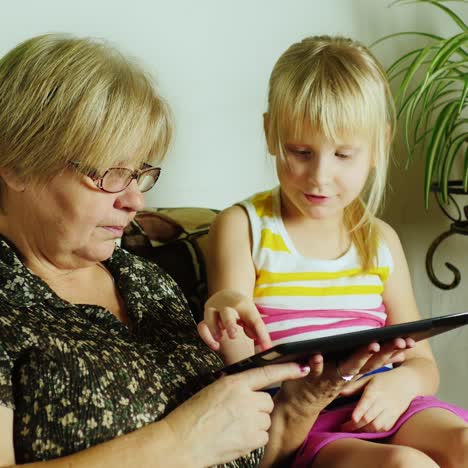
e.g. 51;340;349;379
275;126;373;223
14;164;145;269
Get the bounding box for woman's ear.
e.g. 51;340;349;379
0;168;26;192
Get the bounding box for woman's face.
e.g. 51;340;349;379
17;165;145;268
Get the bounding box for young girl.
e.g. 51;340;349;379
198;36;468;467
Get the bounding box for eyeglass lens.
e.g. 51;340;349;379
102;168;160;193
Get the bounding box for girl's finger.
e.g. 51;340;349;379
358;409;388;433
204;306;223;340
347;401;382;432
351;390;375;423
197;321;220;350
219;307;241;338
251;319;272;350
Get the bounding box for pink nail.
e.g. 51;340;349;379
300;365;311;374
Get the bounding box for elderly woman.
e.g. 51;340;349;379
0;34;409;468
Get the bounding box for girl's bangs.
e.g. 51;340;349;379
278;80;383;147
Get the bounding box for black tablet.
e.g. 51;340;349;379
220;311;468;375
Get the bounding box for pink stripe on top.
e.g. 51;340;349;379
256;305;387;342
257;305;387;326
269;318;385;341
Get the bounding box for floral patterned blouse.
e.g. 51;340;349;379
0;236;262;467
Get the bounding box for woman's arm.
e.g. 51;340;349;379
0;403;190;468
0;364;312;468
0;406;14;467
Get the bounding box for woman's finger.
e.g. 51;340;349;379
339;344;379;376
241;362;310;391
254;392;275;413
256;412;273;431
306;353;325;377
339;375;370;396
359;338;412;374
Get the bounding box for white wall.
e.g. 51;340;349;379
3;0;461;210
2;0;467;406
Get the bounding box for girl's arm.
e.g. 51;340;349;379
200;205;268;364
379;219;439;395
339;220;440;432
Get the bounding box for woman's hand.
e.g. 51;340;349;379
258;340;412;467
278;338;413;416
164;362;309;467
198;289;272;351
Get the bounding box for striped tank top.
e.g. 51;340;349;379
238;187;393;350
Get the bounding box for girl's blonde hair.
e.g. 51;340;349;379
0;34;172;205
265;35;396;270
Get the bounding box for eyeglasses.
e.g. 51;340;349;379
68;161;161;193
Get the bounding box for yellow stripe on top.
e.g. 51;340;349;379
254;284;385;297
260;229;291;253
257;267;390;284
252;191;273;218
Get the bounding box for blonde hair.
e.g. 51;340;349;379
265;35;396;270
0;33;172;204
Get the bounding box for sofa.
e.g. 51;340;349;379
121;207;219;323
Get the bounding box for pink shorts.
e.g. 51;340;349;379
292;396;468;467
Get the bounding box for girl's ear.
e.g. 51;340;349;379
0;168;26;192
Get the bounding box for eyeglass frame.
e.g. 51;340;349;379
68;160;161;193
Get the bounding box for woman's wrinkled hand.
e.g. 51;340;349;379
164;362;310;467
198;289;272;351
277;338;413;417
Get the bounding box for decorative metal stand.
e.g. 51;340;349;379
426;180;468;290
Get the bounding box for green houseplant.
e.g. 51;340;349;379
373;0;467;208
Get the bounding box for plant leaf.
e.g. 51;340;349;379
370;31;442;49
424;101;459;206
441;133;468;200
391;0;467;31
464;145;468;191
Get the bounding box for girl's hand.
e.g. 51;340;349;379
198;289;272;351
340;369;416;433
164;362;309;467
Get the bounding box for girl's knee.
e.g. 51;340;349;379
383;445;439;468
